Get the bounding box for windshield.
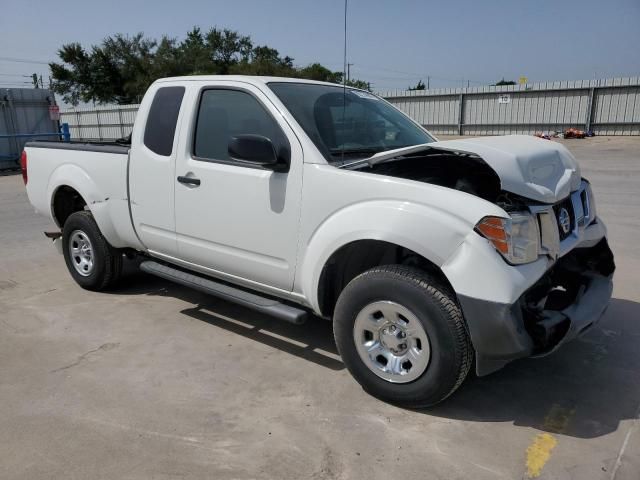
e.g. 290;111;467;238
268;82;434;163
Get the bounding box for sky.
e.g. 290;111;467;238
1;0;639;93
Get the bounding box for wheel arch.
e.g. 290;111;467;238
49;181;120;245
52;184;88;228
315;239;457;318
47;164;125;247
296;200;473;315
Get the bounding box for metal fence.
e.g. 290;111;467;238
60;104;140;142
1;88;59;169
59;76;640;141
379;77;640;136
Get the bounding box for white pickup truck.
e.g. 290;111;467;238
23;76;615;406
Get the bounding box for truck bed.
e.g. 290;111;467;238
25;140;129;155
24;140;140;250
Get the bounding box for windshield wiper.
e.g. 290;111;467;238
329;147;385;157
336;143;435;169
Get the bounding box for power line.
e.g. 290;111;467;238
0;73;32;78
0;56;50;65
291;56;486;86
355;64;425;77
347;63;487;85
353;72;421;81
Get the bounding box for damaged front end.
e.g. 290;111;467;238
350;136;615;375
454;178;615;375
457;238;615;376
522;238;615;355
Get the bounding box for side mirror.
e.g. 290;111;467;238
228;134;288;171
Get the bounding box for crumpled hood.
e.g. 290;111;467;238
431;135;581;203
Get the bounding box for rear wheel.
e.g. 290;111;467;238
333;265;473;407
62;211;122;291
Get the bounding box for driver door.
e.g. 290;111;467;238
173;82;303;291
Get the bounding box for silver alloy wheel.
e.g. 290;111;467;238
69;230;94;277
353;301;431;383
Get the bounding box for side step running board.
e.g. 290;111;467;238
140;261;307;325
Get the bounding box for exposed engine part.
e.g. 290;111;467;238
361;150;502;202
494;191;533;212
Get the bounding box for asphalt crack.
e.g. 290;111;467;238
610;402;640;480
50;342;119;373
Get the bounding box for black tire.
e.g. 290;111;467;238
333;265;473;407
62;211;122;291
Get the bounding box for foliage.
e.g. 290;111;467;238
495;78;516;86
345;79;371;91
50;27;370;105
408;79;426;90
297;63;342;83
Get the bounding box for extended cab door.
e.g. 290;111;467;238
173;81;303;291
129;84;186;256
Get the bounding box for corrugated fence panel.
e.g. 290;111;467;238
459;90;586;136
592;86;640;135
379;77;640;136
58;78;640;140
60;104;140;141
1;88;58;169
388;95;458;135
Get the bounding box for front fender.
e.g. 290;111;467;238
297;199;478;313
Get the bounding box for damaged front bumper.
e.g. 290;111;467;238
458;237;615;376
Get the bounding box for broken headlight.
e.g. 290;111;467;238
584;180;597;225
476;212;540;265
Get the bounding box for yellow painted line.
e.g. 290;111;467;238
524;403;575;478
543;404;575;434
526;433;557;478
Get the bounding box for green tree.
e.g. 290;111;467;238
101;33;157;102
49;43;93;105
298;63;342;83
495;78;516;86
345;79;371;91
50;27;371;105
50;34;157;104
151;37;184;78
230;46;295;76
206;28;253;73
408;79;425;90
179;27;212;74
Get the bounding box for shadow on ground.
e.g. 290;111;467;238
428;297;640;439
112;264;343;371
113;262;640;439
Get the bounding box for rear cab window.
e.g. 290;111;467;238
144;86;185;156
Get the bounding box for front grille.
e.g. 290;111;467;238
553;197;575;241
531;181;592;258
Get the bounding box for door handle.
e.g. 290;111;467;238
177;176;201;186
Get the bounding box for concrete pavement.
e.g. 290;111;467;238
0;136;638;479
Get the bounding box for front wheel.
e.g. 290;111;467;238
333;265;473;407
62;211;122;291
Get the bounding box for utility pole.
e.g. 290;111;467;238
427;76;430;89
347;63;354;82
31;73;39;88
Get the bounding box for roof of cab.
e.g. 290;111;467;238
154;75;356;89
